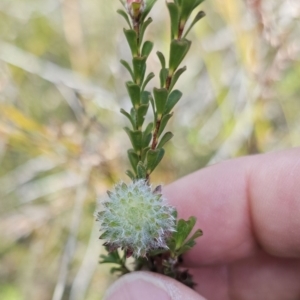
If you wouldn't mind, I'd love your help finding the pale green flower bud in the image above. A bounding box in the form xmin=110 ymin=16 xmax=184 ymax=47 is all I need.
xmin=97 ymin=180 xmax=176 ymax=257
xmin=126 ymin=0 xmax=145 ymax=19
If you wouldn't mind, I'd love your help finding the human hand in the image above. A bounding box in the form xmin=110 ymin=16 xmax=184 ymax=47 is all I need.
xmin=104 ymin=148 xmax=300 ymax=300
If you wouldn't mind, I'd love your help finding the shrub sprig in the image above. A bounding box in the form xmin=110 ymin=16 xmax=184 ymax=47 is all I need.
xmin=97 ymin=0 xmax=205 ymax=288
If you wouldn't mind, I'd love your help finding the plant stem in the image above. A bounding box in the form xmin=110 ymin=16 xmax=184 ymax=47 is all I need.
xmin=149 ymin=23 xmax=184 ymax=152
xmin=150 ymin=119 xmax=161 ymax=150
xmin=178 ymin=22 xmax=184 ymax=40
xmin=133 ymin=18 xmax=141 ymax=56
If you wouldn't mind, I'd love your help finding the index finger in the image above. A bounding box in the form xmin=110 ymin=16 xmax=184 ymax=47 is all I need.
xmin=164 ymin=148 xmax=300 ymax=266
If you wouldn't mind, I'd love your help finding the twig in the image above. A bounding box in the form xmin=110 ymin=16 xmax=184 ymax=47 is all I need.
xmin=52 ymin=167 xmax=90 ymax=300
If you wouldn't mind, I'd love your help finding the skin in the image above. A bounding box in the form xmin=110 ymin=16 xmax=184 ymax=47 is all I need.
xmin=163 ymin=148 xmax=300 ymax=300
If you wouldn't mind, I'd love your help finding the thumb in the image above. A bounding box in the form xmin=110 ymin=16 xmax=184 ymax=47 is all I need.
xmin=104 ymin=271 xmax=206 ymax=300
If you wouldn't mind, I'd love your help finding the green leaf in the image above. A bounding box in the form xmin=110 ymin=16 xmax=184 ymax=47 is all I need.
xmin=141 ymin=146 xmax=150 ymax=161
xmin=133 ymin=56 xmax=147 ymax=85
xmin=158 ymin=113 xmax=173 ymax=137
xmin=181 ymin=0 xmax=201 ymax=22
xmin=124 ymin=128 xmax=143 ymax=154
xmin=166 ymin=2 xmax=180 ymax=39
xmin=117 ymin=9 xmax=132 ymax=29
xmin=173 ymin=217 xmax=197 ymax=250
xmin=183 ymin=11 xmax=206 ymax=38
xmin=145 ymin=148 xmax=165 ymax=173
xmin=153 ymin=88 xmax=168 ymax=117
xmin=156 ymin=51 xmax=166 ymax=69
xmin=130 ymin=107 xmax=136 ymax=121
xmin=142 ymin=122 xmax=153 ymax=147
xmin=127 ymin=149 xmax=139 ymax=171
xmin=141 ymin=41 xmax=154 ymax=58
xmin=142 ymin=133 xmax=152 ymax=148
xmin=140 ymin=17 xmax=153 ymax=44
xmin=157 ymin=131 xmax=174 ymax=148
xmin=188 ymin=229 xmax=203 ymax=242
xmin=124 ymin=29 xmax=138 ymax=56
xmin=148 ymin=93 xmax=155 ymax=117
xmin=176 ymin=242 xmax=196 ymax=256
xmin=176 ymin=229 xmax=203 ymax=255
xmin=144 ymin=122 xmax=153 ymax=136
xmin=137 ymin=161 xmax=147 ymax=178
xmin=159 ymin=68 xmax=168 ymax=88
xmin=100 ymin=250 xmax=121 ymax=264
xmin=126 ymin=82 xmax=140 ymax=108
xmin=169 ymin=66 xmax=187 ymax=91
xmin=126 ymin=169 xmax=136 ymax=180
xmin=174 ymin=0 xmax=182 ymax=6
xmin=141 ymin=90 xmax=151 ymax=105
xmin=136 ymin=104 xmax=149 ymax=129
xmin=120 ymin=60 xmax=134 ymax=81
xmin=169 ymin=39 xmax=191 ymax=74
xmin=140 ymin=0 xmax=158 ymax=22
xmin=120 ymin=108 xmax=135 ymax=128
xmin=141 ymin=72 xmax=155 ymax=91
xmin=164 ymin=90 xmax=183 ymax=114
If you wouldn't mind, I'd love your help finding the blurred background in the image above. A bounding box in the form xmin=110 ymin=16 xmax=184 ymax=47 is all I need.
xmin=0 ymin=0 xmax=300 ymax=299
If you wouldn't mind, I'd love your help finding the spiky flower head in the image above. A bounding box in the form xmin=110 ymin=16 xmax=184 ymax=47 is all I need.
xmin=97 ymin=180 xmax=176 ymax=257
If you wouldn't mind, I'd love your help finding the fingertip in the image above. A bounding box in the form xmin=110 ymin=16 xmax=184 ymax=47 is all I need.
xmin=104 ymin=271 xmax=206 ymax=300
xmin=163 ymin=148 xmax=300 ymax=264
